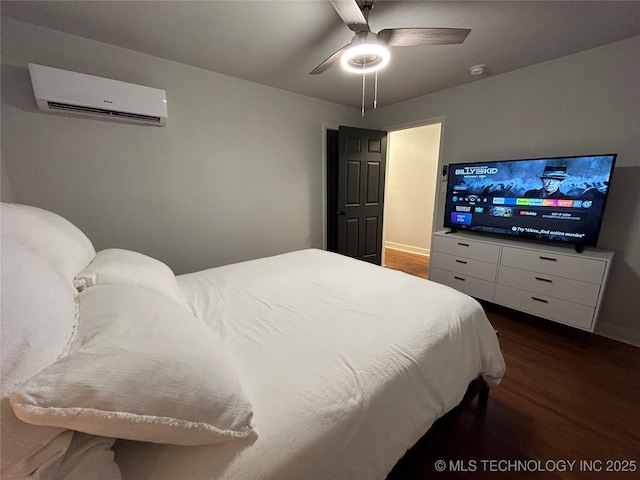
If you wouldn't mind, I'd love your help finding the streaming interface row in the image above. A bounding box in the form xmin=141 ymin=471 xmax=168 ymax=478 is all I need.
xmin=450 ymin=195 xmax=594 ymax=208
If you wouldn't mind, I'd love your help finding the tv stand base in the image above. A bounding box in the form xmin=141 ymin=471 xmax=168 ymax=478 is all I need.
xmin=429 ymin=231 xmax=614 ymax=333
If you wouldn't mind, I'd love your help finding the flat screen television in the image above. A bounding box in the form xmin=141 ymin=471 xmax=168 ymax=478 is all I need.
xmin=443 ymin=154 xmax=616 ymax=250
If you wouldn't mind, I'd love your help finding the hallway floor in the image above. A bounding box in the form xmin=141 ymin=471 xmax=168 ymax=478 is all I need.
xmin=383 ymin=248 xmax=429 ymax=279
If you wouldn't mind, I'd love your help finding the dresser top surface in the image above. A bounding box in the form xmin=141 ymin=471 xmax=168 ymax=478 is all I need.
xmin=434 ymin=230 xmax=614 ymax=261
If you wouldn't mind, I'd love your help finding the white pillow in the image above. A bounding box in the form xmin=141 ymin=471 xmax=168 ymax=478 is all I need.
xmin=1 ymin=203 xmax=95 ymax=285
xmin=0 ymin=239 xmax=78 ymax=397
xmin=1 ymin=210 xmax=120 ymax=480
xmin=0 ymin=238 xmax=76 ymax=478
xmin=10 ymin=284 xmax=255 ymax=446
xmin=74 ymin=248 xmax=187 ymax=307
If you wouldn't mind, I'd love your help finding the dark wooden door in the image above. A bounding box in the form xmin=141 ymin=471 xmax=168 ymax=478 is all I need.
xmin=336 ymin=126 xmax=387 ymax=265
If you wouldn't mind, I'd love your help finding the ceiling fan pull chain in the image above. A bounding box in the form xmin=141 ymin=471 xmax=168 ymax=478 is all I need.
xmin=361 ymin=62 xmax=366 ymax=117
xmin=374 ymin=70 xmax=378 ymax=109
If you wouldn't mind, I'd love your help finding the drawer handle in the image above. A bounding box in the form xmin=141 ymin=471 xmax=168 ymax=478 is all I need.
xmin=455 ymin=259 xmax=468 ymax=264
xmin=535 ymin=277 xmax=553 ymax=283
xmin=454 ymin=276 xmax=466 ymax=281
xmin=531 ymin=296 xmax=549 ymax=304
xmin=457 ymin=242 xmax=470 ymax=247
xmin=539 ymin=256 xmax=557 ymax=262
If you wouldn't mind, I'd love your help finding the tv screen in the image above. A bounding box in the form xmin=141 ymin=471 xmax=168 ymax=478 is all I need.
xmin=443 ymin=154 xmax=616 ymax=247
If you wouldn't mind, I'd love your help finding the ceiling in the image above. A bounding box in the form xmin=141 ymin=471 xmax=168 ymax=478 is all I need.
xmin=3 ymin=1 xmax=640 ymax=110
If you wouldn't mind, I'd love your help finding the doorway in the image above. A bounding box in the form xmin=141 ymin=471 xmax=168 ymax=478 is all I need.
xmin=382 ymin=122 xmax=442 ymax=270
xmin=324 ymin=121 xmax=442 ymax=274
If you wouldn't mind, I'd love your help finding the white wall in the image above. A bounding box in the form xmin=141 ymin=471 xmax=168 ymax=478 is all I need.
xmin=366 ymin=36 xmax=640 ymax=346
xmin=384 ymin=123 xmax=441 ymax=255
xmin=0 ymin=17 xmax=364 ymax=274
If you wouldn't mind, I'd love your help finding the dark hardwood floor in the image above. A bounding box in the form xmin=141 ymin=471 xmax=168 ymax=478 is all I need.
xmin=384 ymin=249 xmax=640 ymax=479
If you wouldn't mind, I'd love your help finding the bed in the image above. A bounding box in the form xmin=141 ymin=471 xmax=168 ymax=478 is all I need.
xmin=1 ymin=202 xmax=505 ymax=480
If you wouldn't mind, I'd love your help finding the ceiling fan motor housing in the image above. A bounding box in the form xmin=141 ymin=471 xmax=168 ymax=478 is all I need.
xmin=345 ymin=31 xmax=388 ymax=70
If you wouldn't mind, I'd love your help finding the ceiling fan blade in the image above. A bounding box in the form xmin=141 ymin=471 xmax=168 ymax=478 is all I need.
xmin=310 ymin=44 xmax=349 ymax=75
xmin=378 ymin=28 xmax=471 ymax=46
xmin=329 ymin=0 xmax=369 ymax=32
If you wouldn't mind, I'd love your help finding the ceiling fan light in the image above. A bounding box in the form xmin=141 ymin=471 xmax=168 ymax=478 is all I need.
xmin=469 ymin=64 xmax=487 ymax=75
xmin=340 ymin=43 xmax=390 ymax=74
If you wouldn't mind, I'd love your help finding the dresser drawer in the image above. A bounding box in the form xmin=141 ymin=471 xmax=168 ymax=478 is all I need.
xmin=500 ymin=246 xmax=605 ymax=284
xmin=431 ymin=253 xmax=498 ymax=282
xmin=494 ymin=285 xmax=595 ymax=331
xmin=432 ymin=235 xmax=500 ymax=264
xmin=430 ymin=267 xmax=495 ymax=302
xmin=498 ymin=266 xmax=600 ymax=307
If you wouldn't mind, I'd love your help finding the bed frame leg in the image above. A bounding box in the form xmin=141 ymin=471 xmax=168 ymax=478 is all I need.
xmin=478 ymin=379 xmax=490 ymax=407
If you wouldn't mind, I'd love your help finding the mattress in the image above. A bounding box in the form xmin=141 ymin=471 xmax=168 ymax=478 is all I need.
xmin=114 ymin=249 xmax=505 ymax=480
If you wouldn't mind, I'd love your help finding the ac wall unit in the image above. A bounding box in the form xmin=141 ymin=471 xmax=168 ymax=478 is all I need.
xmin=28 ymin=63 xmax=167 ymax=126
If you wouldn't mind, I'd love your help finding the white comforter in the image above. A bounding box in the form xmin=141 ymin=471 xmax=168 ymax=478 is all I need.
xmin=115 ymin=249 xmax=505 ymax=480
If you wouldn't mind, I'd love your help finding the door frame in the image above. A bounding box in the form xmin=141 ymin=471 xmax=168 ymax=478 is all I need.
xmin=322 ymin=123 xmax=339 ymax=251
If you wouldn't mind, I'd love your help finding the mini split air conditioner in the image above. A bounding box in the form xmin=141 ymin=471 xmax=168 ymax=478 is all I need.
xmin=28 ymin=63 xmax=167 ymax=126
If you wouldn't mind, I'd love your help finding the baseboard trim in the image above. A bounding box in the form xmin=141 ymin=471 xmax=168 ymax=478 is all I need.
xmin=385 ymin=242 xmax=430 ymax=257
xmin=595 ymin=323 xmax=640 ymax=348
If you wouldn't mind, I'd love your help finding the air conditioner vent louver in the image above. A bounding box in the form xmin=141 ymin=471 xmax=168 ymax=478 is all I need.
xmin=29 ymin=63 xmax=167 ymax=126
xmin=47 ymin=102 xmax=162 ymax=124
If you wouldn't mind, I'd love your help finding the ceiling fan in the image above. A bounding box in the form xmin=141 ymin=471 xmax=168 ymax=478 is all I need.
xmin=310 ymin=0 xmax=471 ymax=75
